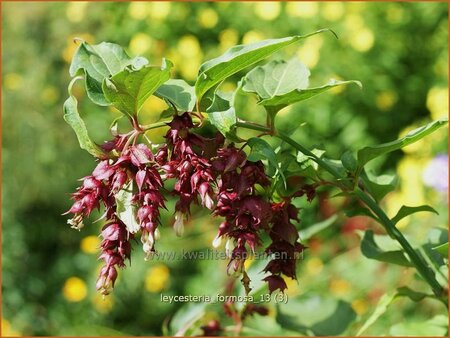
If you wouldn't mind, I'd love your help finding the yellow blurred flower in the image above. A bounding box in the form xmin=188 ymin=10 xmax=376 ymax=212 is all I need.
xmin=80 ymin=235 xmax=100 ymax=254
xmin=350 ymin=28 xmax=375 ymax=52
xmin=254 ymin=2 xmax=281 ymax=21
xmin=197 ymin=8 xmax=219 ymax=29
xmin=129 ymin=33 xmax=153 ymax=55
xmin=322 ymin=3 xmax=344 ymax=21
xmin=41 ymin=86 xmax=59 ymax=104
xmin=376 ymin=91 xmax=398 ymax=111
xmin=145 ymin=264 xmax=170 ymax=292
xmin=243 ymin=31 xmax=265 ymax=45
xmin=66 ymin=2 xmax=88 ymax=23
xmin=63 ymin=277 xmax=88 ymax=302
xmin=427 ymin=87 xmax=448 ymax=120
xmin=178 ymin=35 xmax=201 ymax=58
xmin=62 ymin=33 xmax=94 ymax=64
xmin=344 ymin=14 xmax=364 ymax=31
xmin=397 ymin=156 xmax=426 ymax=206
xmin=219 ymin=29 xmax=239 ymax=52
xmin=329 ymin=278 xmax=351 ymax=296
xmin=149 ymin=2 xmax=171 ymax=20
xmin=284 ymin=276 xmax=300 ymax=296
xmin=386 ymin=5 xmax=405 ymax=24
xmin=306 ymin=257 xmax=323 ymax=275
xmin=286 ymin=2 xmax=318 ymax=18
xmin=4 ymin=73 xmax=23 ymax=90
xmin=297 ymin=35 xmax=323 ymax=68
xmin=92 ymin=293 xmax=114 ymax=313
xmin=351 ymin=299 xmax=369 ymax=315
xmin=128 ymin=2 xmax=150 ymax=20
xmin=244 ymin=258 xmax=254 ymax=270
xmin=140 ymin=96 xmax=169 ymax=124
xmin=1 ymin=318 xmax=20 ymax=336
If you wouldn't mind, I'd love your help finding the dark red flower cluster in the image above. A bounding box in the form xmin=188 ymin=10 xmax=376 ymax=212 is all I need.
xmin=66 ymin=112 xmax=314 ymax=295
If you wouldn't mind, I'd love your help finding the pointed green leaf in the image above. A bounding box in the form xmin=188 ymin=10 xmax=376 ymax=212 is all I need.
xmin=357 ymin=119 xmax=448 ymax=166
xmin=299 ymin=215 xmax=338 ymax=240
xmin=345 ymin=207 xmax=378 ymax=221
xmin=247 ymin=138 xmax=280 ymax=176
xmin=356 ymin=292 xmax=396 ymax=336
xmin=258 ymin=79 xmax=361 ymax=113
xmin=360 ymin=230 xmax=413 ymax=267
xmin=433 ymin=242 xmax=448 ymax=257
xmin=361 ymin=172 xmax=398 ymax=202
xmin=115 ymin=182 xmax=140 ymax=234
xmin=341 ymin=150 xmax=358 ymax=172
xmin=396 ymin=286 xmax=430 ymax=302
xmin=63 ymin=95 xmax=107 ymax=158
xmin=70 ymin=41 xmax=148 ymax=105
xmin=205 ymin=91 xmax=237 ymax=137
xmin=391 ymin=205 xmax=438 ymax=225
xmin=242 ymin=58 xmax=310 ymax=102
xmin=102 ymin=61 xmax=173 ymax=116
xmin=195 ymin=29 xmax=333 ymax=100
xmin=155 ymin=79 xmax=196 ymax=112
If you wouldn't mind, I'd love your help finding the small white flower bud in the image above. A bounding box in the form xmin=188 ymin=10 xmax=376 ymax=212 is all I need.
xmin=173 ymin=211 xmax=184 ymax=237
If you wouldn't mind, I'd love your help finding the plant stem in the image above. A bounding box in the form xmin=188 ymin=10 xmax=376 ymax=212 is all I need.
xmin=236 ymin=120 xmax=446 ymax=301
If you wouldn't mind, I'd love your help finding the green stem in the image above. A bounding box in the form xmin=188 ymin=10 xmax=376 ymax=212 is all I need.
xmin=236 ymin=120 xmax=446 ymax=300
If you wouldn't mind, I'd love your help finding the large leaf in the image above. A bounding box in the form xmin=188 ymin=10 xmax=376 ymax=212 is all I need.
xmin=243 ymin=58 xmax=360 ymax=114
xmin=357 ymin=119 xmax=448 ymax=166
xmin=70 ymin=41 xmax=148 ymax=105
xmin=115 ymin=182 xmax=140 ymax=234
xmin=155 ymin=79 xmax=196 ymax=112
xmin=276 ymin=294 xmax=356 ymax=336
xmin=433 ymin=242 xmax=448 ymax=257
xmin=195 ymin=29 xmax=332 ymax=100
xmin=205 ymin=91 xmax=237 ymax=137
xmin=63 ymin=95 xmax=107 ymax=158
xmin=391 ymin=205 xmax=438 ymax=225
xmin=258 ymin=79 xmax=361 ymax=113
xmin=389 ymin=315 xmax=448 ymax=336
xmin=102 ymin=60 xmax=172 ymax=117
xmin=360 ymin=230 xmax=412 ymax=267
xmin=242 ymin=58 xmax=310 ymax=102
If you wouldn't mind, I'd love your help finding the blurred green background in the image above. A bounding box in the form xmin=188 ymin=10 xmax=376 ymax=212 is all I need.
xmin=2 ymin=1 xmax=448 ymax=336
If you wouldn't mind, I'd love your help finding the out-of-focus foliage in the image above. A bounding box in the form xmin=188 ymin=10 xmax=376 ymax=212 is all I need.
xmin=2 ymin=2 xmax=448 ymax=336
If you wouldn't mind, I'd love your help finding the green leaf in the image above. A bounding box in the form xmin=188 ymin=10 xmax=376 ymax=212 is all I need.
xmin=206 ymin=91 xmax=237 ymax=137
xmin=258 ymin=79 xmax=361 ymax=113
xmin=243 ymin=58 xmax=310 ymax=101
xmin=433 ymin=242 xmax=448 ymax=257
xmin=243 ymin=58 xmax=361 ymax=114
xmin=69 ymin=41 xmax=148 ymax=105
xmin=357 ymin=119 xmax=448 ymax=166
xmin=360 ymin=230 xmax=413 ymax=267
xmin=299 ymin=215 xmax=338 ymax=240
xmin=276 ymin=295 xmax=356 ymax=336
xmin=102 ymin=60 xmax=172 ymax=116
xmin=341 ymin=150 xmax=358 ymax=172
xmin=391 ymin=205 xmax=438 ymax=225
xmin=360 ymin=172 xmax=398 ymax=202
xmin=195 ymin=29 xmax=332 ymax=100
xmin=389 ymin=315 xmax=448 ymax=336
xmin=155 ymin=79 xmax=196 ymax=112
xmin=63 ymin=95 xmax=107 ymax=158
xmin=115 ymin=182 xmax=140 ymax=234
xmin=345 ymin=207 xmax=378 ymax=221
xmin=356 ymin=292 xmax=396 ymax=336
xmin=396 ymin=286 xmax=430 ymax=302
xmin=247 ymin=138 xmax=281 ymax=177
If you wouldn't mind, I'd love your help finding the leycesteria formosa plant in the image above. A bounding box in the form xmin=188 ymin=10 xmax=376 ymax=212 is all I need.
xmin=63 ymin=30 xmax=448 ymax=307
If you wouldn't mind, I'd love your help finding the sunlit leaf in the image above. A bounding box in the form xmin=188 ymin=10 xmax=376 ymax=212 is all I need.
xmin=70 ymin=40 xmax=148 ymax=105
xmin=155 ymin=79 xmax=196 ymax=112
xmin=115 ymin=182 xmax=140 ymax=234
xmin=357 ymin=119 xmax=448 ymax=166
xmin=195 ymin=29 xmax=333 ymax=100
xmin=63 ymin=95 xmax=107 ymax=158
xmin=206 ymin=91 xmax=237 ymax=137
xmin=103 ymin=60 xmax=172 ymax=116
